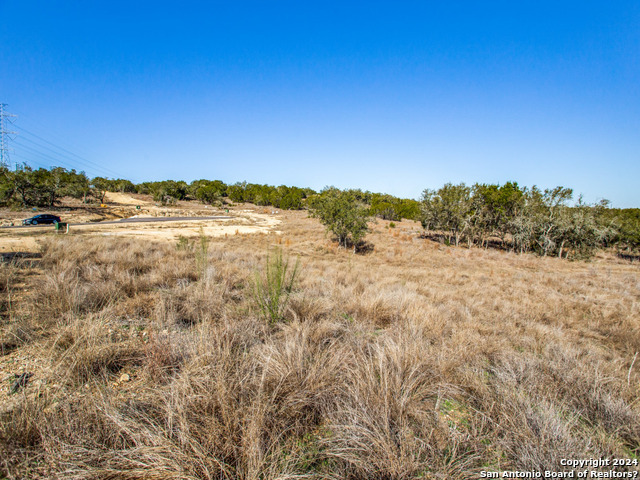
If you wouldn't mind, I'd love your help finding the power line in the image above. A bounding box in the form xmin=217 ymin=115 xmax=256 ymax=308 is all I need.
xmin=13 ymin=139 xmax=85 ymax=172
xmin=14 ymin=112 xmax=105 ymax=161
xmin=14 ymin=125 xmax=124 ymax=178
xmin=6 ymin=108 xmax=131 ymax=180
xmin=0 ymin=104 xmax=17 ymax=168
xmin=11 ymin=152 xmax=53 ymax=170
xmin=14 ymin=135 xmax=121 ymax=178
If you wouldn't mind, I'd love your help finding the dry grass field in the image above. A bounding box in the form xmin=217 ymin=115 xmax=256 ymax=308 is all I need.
xmin=0 ymin=206 xmax=639 ymax=479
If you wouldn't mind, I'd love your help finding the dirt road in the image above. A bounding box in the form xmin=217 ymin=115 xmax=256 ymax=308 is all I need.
xmin=1 ymin=216 xmax=233 ymax=230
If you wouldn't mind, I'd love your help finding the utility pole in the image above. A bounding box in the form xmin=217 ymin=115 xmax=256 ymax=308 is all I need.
xmin=0 ymin=104 xmax=17 ymax=168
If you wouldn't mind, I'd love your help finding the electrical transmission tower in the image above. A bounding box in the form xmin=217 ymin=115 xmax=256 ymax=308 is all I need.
xmin=0 ymin=104 xmax=17 ymax=168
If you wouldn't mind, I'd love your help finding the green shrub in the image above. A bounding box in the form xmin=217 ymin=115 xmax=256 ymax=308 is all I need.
xmin=253 ymin=248 xmax=299 ymax=324
xmin=307 ymin=187 xmax=371 ymax=252
xmin=175 ymin=236 xmax=192 ymax=251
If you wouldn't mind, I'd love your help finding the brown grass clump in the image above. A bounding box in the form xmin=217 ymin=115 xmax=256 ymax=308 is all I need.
xmin=0 ymin=211 xmax=638 ymax=479
xmin=0 ymin=260 xmax=38 ymax=355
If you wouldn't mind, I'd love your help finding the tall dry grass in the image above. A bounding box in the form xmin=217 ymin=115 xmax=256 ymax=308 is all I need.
xmin=0 ymin=212 xmax=638 ymax=479
xmin=0 ymin=258 xmax=37 ymax=356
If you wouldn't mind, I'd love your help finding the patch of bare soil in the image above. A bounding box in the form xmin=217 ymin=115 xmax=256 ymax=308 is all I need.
xmin=0 ymin=198 xmax=283 ymax=252
xmin=103 ymin=191 xmax=153 ymax=206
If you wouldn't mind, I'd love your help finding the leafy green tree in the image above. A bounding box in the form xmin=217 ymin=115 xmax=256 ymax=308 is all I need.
xmin=421 ymin=183 xmax=472 ymax=246
xmin=473 ymin=182 xmax=524 ymax=246
xmin=301 ymin=187 xmax=317 ymax=198
xmin=190 ymin=179 xmax=227 ymax=205
xmin=11 ymin=165 xmax=61 ymax=207
xmin=0 ymin=166 xmax=14 ymax=205
xmin=370 ymin=194 xmax=421 ymax=221
xmin=269 ymin=185 xmax=305 ymax=210
xmin=532 ymin=186 xmax=573 ymax=256
xmin=64 ymin=170 xmax=91 ymax=203
xmin=555 ymin=197 xmax=613 ymax=259
xmin=307 ymin=187 xmax=371 ymax=252
xmin=395 ymin=199 xmax=421 ymax=221
xmin=144 ymin=180 xmax=188 ymax=204
xmin=598 ymin=207 xmax=640 ymax=251
xmin=214 ymin=181 xmax=311 ymax=209
xmin=227 ymin=182 xmax=246 ymax=203
xmin=135 ymin=182 xmax=152 ymax=195
xmin=12 ymin=164 xmax=36 ymax=206
xmin=252 ymin=184 xmax=275 ymax=206
xmin=39 ymin=167 xmax=68 ymax=206
xmin=2 ymin=165 xmax=81 ymax=207
xmin=282 ymin=188 xmax=304 ymax=210
xmin=370 ymin=193 xmax=400 ymax=221
xmin=194 ymin=185 xmax=220 ymax=205
xmin=349 ymin=189 xmax=372 ymax=204
xmin=113 ymin=179 xmax=136 ymax=193
xmin=91 ymin=177 xmax=112 ymax=204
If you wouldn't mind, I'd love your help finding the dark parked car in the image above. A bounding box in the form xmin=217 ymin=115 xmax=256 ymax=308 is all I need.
xmin=22 ymin=214 xmax=61 ymax=226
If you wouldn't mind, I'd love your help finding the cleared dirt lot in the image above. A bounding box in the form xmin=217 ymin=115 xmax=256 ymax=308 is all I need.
xmin=0 ymin=193 xmax=283 ymax=252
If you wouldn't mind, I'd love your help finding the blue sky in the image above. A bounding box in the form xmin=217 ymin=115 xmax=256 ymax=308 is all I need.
xmin=1 ymin=1 xmax=639 ymax=206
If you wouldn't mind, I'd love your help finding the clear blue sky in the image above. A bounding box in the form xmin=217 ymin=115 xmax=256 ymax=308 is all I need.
xmin=1 ymin=1 xmax=639 ymax=206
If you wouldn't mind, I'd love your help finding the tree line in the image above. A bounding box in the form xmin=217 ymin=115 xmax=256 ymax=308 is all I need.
xmin=307 ymin=183 xmax=639 ymax=258
xmin=2 ymin=164 xmax=638 ymax=257
xmin=0 ymin=164 xmax=316 ymax=210
xmin=419 ymin=182 xmax=626 ymax=259
xmin=0 ymin=164 xmax=419 ymax=217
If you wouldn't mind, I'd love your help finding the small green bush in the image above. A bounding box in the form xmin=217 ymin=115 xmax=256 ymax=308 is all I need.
xmin=175 ymin=236 xmax=192 ymax=251
xmin=253 ymin=247 xmax=299 ymax=324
